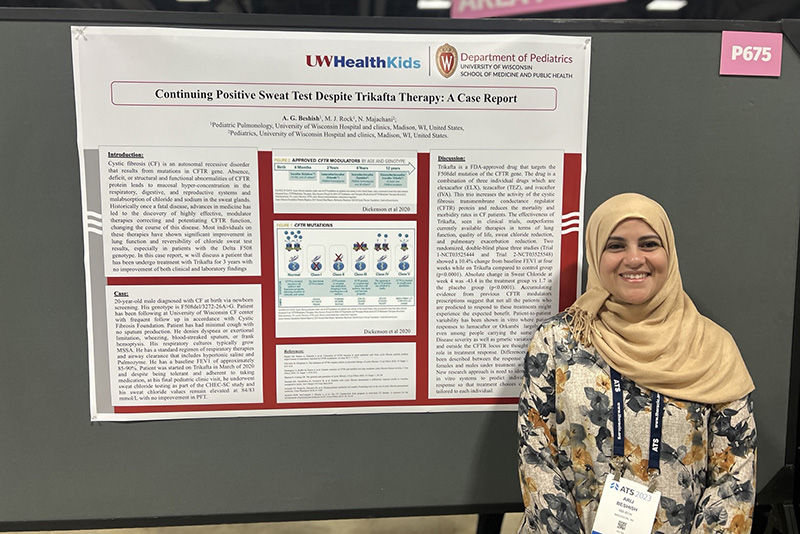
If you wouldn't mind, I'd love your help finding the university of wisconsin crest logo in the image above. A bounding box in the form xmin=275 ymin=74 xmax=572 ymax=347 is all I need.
xmin=436 ymin=43 xmax=458 ymax=78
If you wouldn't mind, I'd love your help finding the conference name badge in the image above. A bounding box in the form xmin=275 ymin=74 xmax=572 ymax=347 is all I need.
xmin=591 ymin=474 xmax=660 ymax=534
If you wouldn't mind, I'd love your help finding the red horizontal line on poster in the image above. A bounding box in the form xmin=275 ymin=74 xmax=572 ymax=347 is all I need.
xmin=273 ymin=213 xmax=418 ymax=222
xmin=277 ymin=336 xmax=415 ymax=345
xmin=107 ymin=276 xmax=262 ymax=285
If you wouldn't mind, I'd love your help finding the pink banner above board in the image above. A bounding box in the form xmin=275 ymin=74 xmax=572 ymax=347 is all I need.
xmin=451 ymin=0 xmax=625 ymax=19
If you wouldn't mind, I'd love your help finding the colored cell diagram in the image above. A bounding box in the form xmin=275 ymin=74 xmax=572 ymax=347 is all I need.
xmin=374 ymin=233 xmax=390 ymax=252
xmin=276 ymin=224 xmax=415 ymax=308
xmin=333 ymin=252 xmax=345 ymax=271
xmin=398 ymin=254 xmax=410 ymax=271
xmin=399 ymin=233 xmax=409 ymax=251
xmin=376 ymin=255 xmax=389 ymax=271
xmin=284 ymin=230 xmax=303 ymax=251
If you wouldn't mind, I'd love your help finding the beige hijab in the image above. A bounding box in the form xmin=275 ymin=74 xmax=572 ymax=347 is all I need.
xmin=565 ymin=193 xmax=754 ymax=404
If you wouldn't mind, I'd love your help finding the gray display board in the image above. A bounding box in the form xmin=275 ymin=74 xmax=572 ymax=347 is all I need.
xmin=0 ymin=9 xmax=798 ymax=528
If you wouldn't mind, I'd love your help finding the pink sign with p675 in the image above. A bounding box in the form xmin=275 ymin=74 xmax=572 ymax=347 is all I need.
xmin=720 ymin=31 xmax=783 ymax=77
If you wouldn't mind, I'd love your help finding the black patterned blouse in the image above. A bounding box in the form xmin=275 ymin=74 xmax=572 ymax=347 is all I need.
xmin=518 ymin=314 xmax=756 ymax=534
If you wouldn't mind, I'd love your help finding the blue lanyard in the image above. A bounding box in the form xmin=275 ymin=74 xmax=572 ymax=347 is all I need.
xmin=610 ymin=368 xmax=664 ymax=472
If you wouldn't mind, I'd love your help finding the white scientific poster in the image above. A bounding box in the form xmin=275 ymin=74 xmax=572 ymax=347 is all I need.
xmin=72 ymin=26 xmax=591 ymax=421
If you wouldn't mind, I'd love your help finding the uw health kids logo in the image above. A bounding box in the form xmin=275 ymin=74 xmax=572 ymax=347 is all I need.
xmin=436 ymin=43 xmax=458 ymax=78
xmin=305 ymin=54 xmax=421 ymax=69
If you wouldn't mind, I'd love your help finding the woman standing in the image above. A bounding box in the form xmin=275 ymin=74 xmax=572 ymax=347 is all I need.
xmin=518 ymin=193 xmax=756 ymax=534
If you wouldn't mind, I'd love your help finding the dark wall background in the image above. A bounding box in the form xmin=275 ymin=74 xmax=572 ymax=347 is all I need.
xmin=0 ymin=10 xmax=797 ymax=528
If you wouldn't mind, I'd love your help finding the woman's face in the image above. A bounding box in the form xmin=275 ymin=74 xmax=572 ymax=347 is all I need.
xmin=599 ymin=218 xmax=668 ymax=305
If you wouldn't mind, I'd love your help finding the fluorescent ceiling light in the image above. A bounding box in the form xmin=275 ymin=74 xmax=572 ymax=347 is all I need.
xmin=418 ymin=0 xmax=452 ymax=9
xmin=646 ymin=0 xmax=687 ymax=10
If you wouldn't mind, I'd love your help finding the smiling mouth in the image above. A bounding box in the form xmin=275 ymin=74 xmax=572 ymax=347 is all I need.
xmin=621 ymin=273 xmax=649 ymax=280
